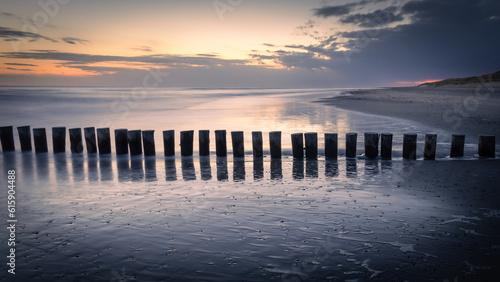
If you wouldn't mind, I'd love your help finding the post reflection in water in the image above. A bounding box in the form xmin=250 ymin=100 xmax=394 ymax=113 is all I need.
xmin=117 ymin=156 xmax=130 ymax=182
xmin=199 ymin=156 xmax=212 ymax=181
xmin=164 ymin=157 xmax=177 ymax=181
xmin=306 ymin=159 xmax=318 ymax=178
xmin=145 ymin=157 xmax=157 ymax=182
xmin=270 ymin=159 xmax=282 ymax=180
xmin=21 ymin=153 xmax=34 ymax=180
xmin=346 ymin=159 xmax=357 ymax=178
xmin=181 ymin=157 xmax=196 ymax=181
xmin=381 ymin=160 xmax=392 ymax=172
xmin=71 ymin=154 xmax=85 ymax=182
xmin=99 ymin=156 xmax=113 ymax=182
xmin=35 ymin=153 xmax=49 ymax=182
xmin=233 ymin=157 xmax=245 ymax=182
xmin=87 ymin=155 xmax=99 ymax=182
xmin=253 ymin=158 xmax=264 ymax=180
xmin=292 ymin=159 xmax=304 ymax=180
xmin=216 ymin=156 xmax=228 ymax=181
xmin=130 ymin=156 xmax=144 ymax=181
xmin=325 ymin=160 xmax=339 ymax=178
xmin=54 ymin=154 xmax=69 ymax=183
xmin=364 ymin=159 xmax=380 ymax=176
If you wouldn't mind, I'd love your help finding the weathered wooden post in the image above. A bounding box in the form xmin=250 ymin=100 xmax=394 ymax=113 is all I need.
xmin=17 ymin=126 xmax=32 ymax=151
xmin=97 ymin=127 xmax=111 ymax=155
xmin=215 ymin=130 xmax=227 ymax=157
xmin=450 ymin=134 xmax=465 ymax=158
xmin=114 ymin=129 xmax=128 ymax=155
xmin=291 ymin=133 xmax=304 ymax=159
xmin=345 ymin=133 xmax=357 ymax=158
xmin=33 ymin=128 xmax=48 ymax=153
xmin=180 ymin=130 xmax=194 ymax=157
xmin=127 ymin=130 xmax=142 ymax=155
xmin=199 ymin=130 xmax=210 ymax=156
xmin=163 ymin=130 xmax=175 ymax=157
xmin=478 ymin=135 xmax=495 ymax=158
xmin=325 ymin=133 xmax=338 ymax=160
xmin=403 ymin=133 xmax=417 ymax=160
xmin=269 ymin=131 xmax=281 ymax=159
xmin=52 ymin=127 xmax=66 ymax=153
xmin=69 ymin=128 xmax=83 ymax=154
xmin=231 ymin=131 xmax=244 ymax=158
xmin=380 ymin=133 xmax=393 ymax=160
xmin=305 ymin=132 xmax=318 ymax=159
xmin=84 ymin=127 xmax=97 ymax=154
xmin=424 ymin=134 xmax=437 ymax=160
xmin=142 ymin=130 xmax=155 ymax=156
xmin=364 ymin=132 xmax=379 ymax=159
xmin=252 ymin=131 xmax=263 ymax=158
xmin=0 ymin=126 xmax=15 ymax=152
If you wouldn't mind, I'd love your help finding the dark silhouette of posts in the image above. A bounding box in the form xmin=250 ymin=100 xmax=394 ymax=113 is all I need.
xmin=52 ymin=127 xmax=66 ymax=153
xmin=269 ymin=131 xmax=281 ymax=159
xmin=69 ymin=128 xmax=83 ymax=153
xmin=84 ymin=127 xmax=97 ymax=154
xmin=127 ymin=130 xmax=142 ymax=155
xmin=345 ymin=133 xmax=357 ymax=158
xmin=97 ymin=128 xmax=111 ymax=154
xmin=403 ymin=133 xmax=417 ymax=160
xmin=305 ymin=132 xmax=317 ymax=159
xmin=0 ymin=126 xmax=15 ymax=152
xmin=450 ymin=134 xmax=465 ymax=158
xmin=180 ymin=130 xmax=194 ymax=157
xmin=142 ymin=130 xmax=155 ymax=156
xmin=17 ymin=126 xmax=32 ymax=151
xmin=163 ymin=130 xmax=175 ymax=157
xmin=231 ymin=131 xmax=244 ymax=157
xmin=115 ymin=129 xmax=128 ymax=155
xmin=364 ymin=132 xmax=379 ymax=159
xmin=252 ymin=131 xmax=263 ymax=158
xmin=291 ymin=133 xmax=303 ymax=159
xmin=215 ymin=130 xmax=227 ymax=157
xmin=478 ymin=135 xmax=495 ymax=158
xmin=381 ymin=133 xmax=393 ymax=160
xmin=424 ymin=134 xmax=437 ymax=160
xmin=33 ymin=128 xmax=48 ymax=153
xmin=325 ymin=133 xmax=338 ymax=160
xmin=199 ymin=130 xmax=210 ymax=156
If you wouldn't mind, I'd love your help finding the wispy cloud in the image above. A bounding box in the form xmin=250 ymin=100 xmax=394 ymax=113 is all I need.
xmin=0 ymin=26 xmax=57 ymax=42
xmin=131 ymin=46 xmax=152 ymax=52
xmin=61 ymin=37 xmax=89 ymax=45
xmin=4 ymin=62 xmax=38 ymax=67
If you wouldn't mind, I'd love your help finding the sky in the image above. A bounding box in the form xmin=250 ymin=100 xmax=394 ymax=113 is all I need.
xmin=0 ymin=0 xmax=499 ymax=88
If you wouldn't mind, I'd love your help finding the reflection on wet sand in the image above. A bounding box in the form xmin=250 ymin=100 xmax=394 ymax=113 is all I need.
xmin=216 ymin=157 xmax=228 ymax=181
xmin=88 ymin=155 xmax=98 ymax=182
xmin=99 ymin=156 xmax=113 ymax=182
xmin=35 ymin=153 xmax=49 ymax=181
xmin=270 ymin=159 xmax=282 ymax=180
xmin=181 ymin=157 xmax=196 ymax=181
xmin=346 ymin=159 xmax=357 ymax=178
xmin=117 ymin=156 xmax=130 ymax=182
xmin=71 ymin=154 xmax=85 ymax=182
xmin=306 ymin=159 xmax=318 ymax=178
xmin=200 ymin=156 xmax=212 ymax=181
xmin=165 ymin=158 xmax=177 ymax=181
xmin=233 ymin=157 xmax=245 ymax=182
xmin=293 ymin=159 xmax=304 ymax=180
xmin=145 ymin=157 xmax=157 ymax=181
xmin=54 ymin=154 xmax=68 ymax=183
xmin=253 ymin=158 xmax=264 ymax=180
xmin=325 ymin=160 xmax=338 ymax=178
xmin=364 ymin=159 xmax=379 ymax=176
xmin=130 ymin=156 xmax=144 ymax=181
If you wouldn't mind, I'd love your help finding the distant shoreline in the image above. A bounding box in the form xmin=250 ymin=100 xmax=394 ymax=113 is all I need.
xmin=317 ymin=83 xmax=500 ymax=141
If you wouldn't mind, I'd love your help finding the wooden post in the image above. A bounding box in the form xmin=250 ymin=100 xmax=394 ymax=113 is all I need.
xmin=84 ymin=127 xmax=97 ymax=154
xmin=180 ymin=130 xmax=194 ymax=157
xmin=127 ymin=130 xmax=142 ymax=155
xmin=478 ymin=135 xmax=495 ymax=158
xmin=291 ymin=133 xmax=304 ymax=159
xmin=0 ymin=126 xmax=15 ymax=152
xmin=114 ymin=129 xmax=128 ymax=155
xmin=142 ymin=130 xmax=156 ymax=156
xmin=403 ymin=133 xmax=417 ymax=160
xmin=252 ymin=131 xmax=263 ymax=158
xmin=380 ymin=133 xmax=393 ymax=160
xmin=33 ymin=128 xmax=48 ymax=153
xmin=52 ymin=127 xmax=66 ymax=153
xmin=68 ymin=128 xmax=83 ymax=154
xmin=269 ymin=131 xmax=281 ymax=159
xmin=450 ymin=134 xmax=465 ymax=158
xmin=231 ymin=131 xmax=244 ymax=158
xmin=345 ymin=133 xmax=357 ymax=158
xmin=424 ymin=134 xmax=437 ymax=160
xmin=215 ymin=130 xmax=227 ymax=157
xmin=97 ymin=127 xmax=111 ymax=155
xmin=17 ymin=126 xmax=32 ymax=151
xmin=305 ymin=132 xmax=318 ymax=159
xmin=364 ymin=132 xmax=379 ymax=159
xmin=325 ymin=133 xmax=338 ymax=160
xmin=199 ymin=130 xmax=210 ymax=156
xmin=163 ymin=130 xmax=175 ymax=157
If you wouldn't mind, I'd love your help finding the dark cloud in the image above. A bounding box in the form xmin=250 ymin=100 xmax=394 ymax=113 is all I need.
xmin=62 ymin=37 xmax=89 ymax=45
xmin=0 ymin=26 xmax=57 ymax=42
xmin=263 ymin=43 xmax=275 ymax=47
xmin=340 ymin=7 xmax=404 ymax=27
xmin=313 ymin=3 xmax=356 ymax=17
xmin=6 ymin=67 xmax=32 ymax=71
xmin=4 ymin=63 xmax=38 ymax=67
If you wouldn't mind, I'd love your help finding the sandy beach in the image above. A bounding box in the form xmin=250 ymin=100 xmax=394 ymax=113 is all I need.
xmin=318 ymin=83 xmax=500 ymax=141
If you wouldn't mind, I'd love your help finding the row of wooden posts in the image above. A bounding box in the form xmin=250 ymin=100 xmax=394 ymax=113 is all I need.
xmin=0 ymin=126 xmax=496 ymax=159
